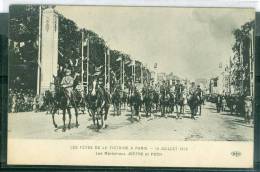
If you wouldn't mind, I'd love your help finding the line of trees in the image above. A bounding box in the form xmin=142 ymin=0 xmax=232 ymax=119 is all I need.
xmin=9 ymin=5 xmax=151 ymax=93
xmin=231 ymin=20 xmax=254 ymax=96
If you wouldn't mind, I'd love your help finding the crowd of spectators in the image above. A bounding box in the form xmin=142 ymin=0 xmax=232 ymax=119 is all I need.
xmin=8 ymin=89 xmax=44 ymax=113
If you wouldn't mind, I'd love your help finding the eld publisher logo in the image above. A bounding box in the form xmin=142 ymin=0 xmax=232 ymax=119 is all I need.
xmin=231 ymin=151 xmax=241 ymax=157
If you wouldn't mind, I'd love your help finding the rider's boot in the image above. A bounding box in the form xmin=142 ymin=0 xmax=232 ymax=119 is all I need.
xmin=102 ymin=120 xmax=106 ymax=129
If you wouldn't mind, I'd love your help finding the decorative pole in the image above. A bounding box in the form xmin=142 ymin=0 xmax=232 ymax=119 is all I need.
xmin=81 ymin=30 xmax=84 ymax=93
xmin=133 ymin=60 xmax=136 ymax=84
xmin=107 ymin=48 xmax=110 ymax=92
xmin=120 ymin=56 xmax=122 ymax=87
xmin=37 ymin=6 xmax=42 ymax=95
xmin=86 ymin=33 xmax=90 ymax=94
xmin=104 ymin=46 xmax=107 ymax=89
xmin=141 ymin=63 xmax=143 ymax=85
xmin=131 ymin=61 xmax=134 ymax=85
xmin=122 ymin=57 xmax=125 ymax=90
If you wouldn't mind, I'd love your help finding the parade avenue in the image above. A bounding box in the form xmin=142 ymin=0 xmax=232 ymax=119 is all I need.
xmin=8 ymin=102 xmax=253 ymax=141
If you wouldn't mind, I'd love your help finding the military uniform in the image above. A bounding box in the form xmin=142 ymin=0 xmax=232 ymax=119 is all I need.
xmin=196 ymin=87 xmax=202 ymax=99
xmin=175 ymin=83 xmax=182 ymax=94
xmin=160 ymin=84 xmax=167 ymax=95
xmin=189 ymin=85 xmax=197 ymax=95
xmin=61 ymin=75 xmax=74 ymax=98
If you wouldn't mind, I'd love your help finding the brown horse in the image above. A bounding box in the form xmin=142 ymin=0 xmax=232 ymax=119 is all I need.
xmin=51 ymin=76 xmax=79 ymax=132
xmin=129 ymin=87 xmax=142 ymax=121
xmin=87 ymin=79 xmax=111 ymax=129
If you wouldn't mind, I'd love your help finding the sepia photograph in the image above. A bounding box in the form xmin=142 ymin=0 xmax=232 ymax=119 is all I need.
xmin=7 ymin=5 xmax=255 ymax=167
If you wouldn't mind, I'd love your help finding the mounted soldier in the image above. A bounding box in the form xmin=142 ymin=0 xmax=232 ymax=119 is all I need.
xmin=50 ymin=68 xmax=79 ymax=132
xmin=160 ymin=80 xmax=168 ymax=117
xmin=188 ymin=81 xmax=199 ymax=119
xmin=216 ymin=94 xmax=223 ymax=113
xmin=87 ymin=73 xmax=110 ymax=129
xmin=112 ymin=81 xmax=122 ymax=115
xmin=196 ymin=85 xmax=203 ymax=115
xmin=142 ymin=81 xmax=154 ymax=117
xmin=131 ymin=85 xmax=142 ymax=120
xmin=175 ymin=79 xmax=185 ymax=118
xmin=61 ymin=68 xmax=74 ymax=101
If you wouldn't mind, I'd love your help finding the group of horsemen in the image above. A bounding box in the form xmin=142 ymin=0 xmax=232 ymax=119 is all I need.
xmin=47 ymin=68 xmax=204 ymax=131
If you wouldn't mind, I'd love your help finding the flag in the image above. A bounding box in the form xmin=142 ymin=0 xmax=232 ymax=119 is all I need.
xmin=20 ymin=42 xmax=25 ymax=47
xmin=125 ymin=59 xmax=131 ymax=64
xmin=74 ymin=72 xmax=80 ymax=77
xmin=69 ymin=59 xmax=73 ymax=66
xmin=75 ymin=59 xmax=79 ymax=66
xmin=58 ymin=50 xmax=64 ymax=57
xmin=83 ymin=39 xmax=88 ymax=46
xmin=93 ymin=66 xmax=103 ymax=76
xmin=95 ymin=65 xmax=103 ymax=72
xmin=116 ymin=57 xmax=122 ymax=61
xmin=93 ymin=71 xmax=101 ymax=76
xmin=128 ymin=60 xmax=135 ymax=67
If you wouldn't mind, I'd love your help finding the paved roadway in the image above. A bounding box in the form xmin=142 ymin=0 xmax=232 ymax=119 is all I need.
xmin=8 ymin=102 xmax=253 ymax=141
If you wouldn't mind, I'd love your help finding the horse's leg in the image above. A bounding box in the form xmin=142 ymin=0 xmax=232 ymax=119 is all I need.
xmin=148 ymin=104 xmax=151 ymax=117
xmin=131 ymin=105 xmax=133 ymax=119
xmin=113 ymin=103 xmax=116 ymax=115
xmin=191 ymin=106 xmax=195 ymax=119
xmin=67 ymin=108 xmax=72 ymax=129
xmin=145 ymin=104 xmax=148 ymax=117
xmin=165 ymin=104 xmax=168 ymax=118
xmin=137 ymin=106 xmax=141 ymax=121
xmin=92 ymin=110 xmax=96 ymax=125
xmin=175 ymin=105 xmax=179 ymax=118
xmin=74 ymin=106 xmax=79 ymax=128
xmin=148 ymin=103 xmax=151 ymax=117
xmin=96 ymin=116 xmax=100 ymax=129
xmin=244 ymin=112 xmax=248 ymax=123
xmin=101 ymin=110 xmax=106 ymax=129
xmin=119 ymin=102 xmax=121 ymax=115
xmin=118 ymin=103 xmax=120 ymax=115
xmin=52 ymin=108 xmax=58 ymax=128
xmin=115 ymin=104 xmax=118 ymax=115
xmin=104 ymin=105 xmax=108 ymax=120
xmin=175 ymin=104 xmax=178 ymax=115
xmin=178 ymin=105 xmax=182 ymax=119
xmin=62 ymin=109 xmax=66 ymax=132
xmin=190 ymin=106 xmax=193 ymax=119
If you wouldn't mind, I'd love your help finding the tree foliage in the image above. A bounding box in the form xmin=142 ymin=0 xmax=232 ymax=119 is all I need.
xmin=231 ymin=20 xmax=254 ymax=96
xmin=9 ymin=6 xmax=151 ymax=93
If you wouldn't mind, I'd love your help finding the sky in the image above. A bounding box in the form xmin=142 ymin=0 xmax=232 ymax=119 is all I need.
xmin=55 ymin=6 xmax=254 ymax=80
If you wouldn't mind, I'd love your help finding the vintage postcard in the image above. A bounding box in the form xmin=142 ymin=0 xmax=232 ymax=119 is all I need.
xmin=7 ymin=5 xmax=255 ymax=168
